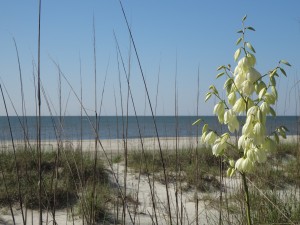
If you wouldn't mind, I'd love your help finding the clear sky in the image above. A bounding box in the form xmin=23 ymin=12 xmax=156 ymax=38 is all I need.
xmin=0 ymin=1 xmax=299 ymax=116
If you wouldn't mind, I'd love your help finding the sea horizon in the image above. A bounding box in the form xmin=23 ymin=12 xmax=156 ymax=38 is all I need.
xmin=0 ymin=115 xmax=298 ymax=141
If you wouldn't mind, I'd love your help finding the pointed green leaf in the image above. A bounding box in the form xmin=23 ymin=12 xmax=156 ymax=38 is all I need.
xmin=242 ymin=15 xmax=247 ymax=22
xmin=217 ymin=65 xmax=225 ymax=71
xmin=280 ymin=125 xmax=289 ymax=132
xmin=270 ymin=69 xmax=277 ymax=78
xmin=279 ymin=68 xmax=287 ymax=76
xmin=237 ymin=29 xmax=243 ymax=34
xmin=270 ymin=76 xmax=276 ymax=86
xmin=223 ymin=78 xmax=233 ymax=90
xmin=205 ymin=92 xmax=212 ymax=102
xmin=209 ymin=85 xmax=217 ymax=94
xmin=202 ymin=124 xmax=208 ymax=134
xmin=192 ymin=119 xmax=202 ymax=126
xmin=279 ymin=60 xmax=291 ymax=67
xmin=269 ymin=107 xmax=276 ymax=117
xmin=236 ymin=37 xmax=242 ymax=46
xmin=216 ymin=72 xmax=225 ymax=79
xmin=246 ymin=26 xmax=256 ymax=31
xmin=274 ymin=132 xmax=279 ymax=144
xmin=278 ymin=127 xmax=286 ymax=139
xmin=234 ymin=48 xmax=241 ymax=61
xmin=258 ymin=87 xmax=267 ymax=100
xmin=246 ymin=42 xmax=256 ymax=53
xmin=271 ymin=86 xmax=278 ymax=99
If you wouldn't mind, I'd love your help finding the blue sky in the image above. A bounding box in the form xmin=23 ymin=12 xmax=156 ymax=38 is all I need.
xmin=0 ymin=1 xmax=299 ymax=116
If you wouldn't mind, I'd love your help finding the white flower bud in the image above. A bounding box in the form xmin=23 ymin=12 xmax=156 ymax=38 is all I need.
xmin=264 ymin=93 xmax=276 ymax=105
xmin=246 ymin=149 xmax=256 ymax=162
xmin=238 ymin=57 xmax=251 ymax=73
xmin=247 ymin=105 xmax=259 ymax=117
xmin=235 ymin=157 xmax=244 ymax=171
xmin=255 ymin=81 xmax=267 ymax=95
xmin=228 ymin=116 xmax=239 ymax=133
xmin=228 ymin=92 xmax=236 ymax=106
xmin=234 ymin=73 xmax=246 ymax=90
xmin=201 ymin=131 xmax=207 ymax=144
xmin=213 ymin=102 xmax=225 ymax=116
xmin=234 ymin=65 xmax=241 ymax=76
xmin=238 ymin=135 xmax=246 ymax=150
xmin=246 ymin=53 xmax=256 ymax=67
xmin=254 ymin=148 xmax=267 ymax=163
xmin=204 ymin=131 xmax=217 ymax=146
xmin=242 ymin=80 xmax=255 ymax=96
xmin=246 ymin=67 xmax=261 ymax=83
xmin=241 ymin=158 xmax=253 ymax=172
xmin=242 ymin=116 xmax=254 ymax=135
xmin=260 ymin=102 xmax=270 ymax=115
xmin=253 ymin=122 xmax=264 ymax=136
xmin=212 ymin=141 xmax=225 ymax=156
xmin=233 ymin=98 xmax=246 ymax=114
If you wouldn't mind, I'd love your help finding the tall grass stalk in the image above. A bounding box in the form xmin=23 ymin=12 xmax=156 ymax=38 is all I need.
xmin=195 ymin=65 xmax=200 ymax=224
xmin=51 ymin=61 xmax=136 ymax=224
xmin=114 ymin=32 xmax=159 ymax=225
xmin=13 ymin=37 xmax=28 ymax=148
xmin=91 ymin=14 xmax=99 ymax=224
xmin=37 ymin=0 xmax=42 ymax=224
xmin=0 ymin=84 xmax=25 ymax=224
xmin=119 ymin=1 xmax=173 ymax=223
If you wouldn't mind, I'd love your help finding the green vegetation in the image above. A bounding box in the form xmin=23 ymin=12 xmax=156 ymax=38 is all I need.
xmin=0 ymin=145 xmax=113 ymax=222
xmin=128 ymin=147 xmax=222 ymax=192
xmin=126 ymin=141 xmax=300 ymax=224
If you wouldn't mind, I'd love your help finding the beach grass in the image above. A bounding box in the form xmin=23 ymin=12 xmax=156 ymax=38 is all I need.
xmin=0 ymin=145 xmax=113 ymax=223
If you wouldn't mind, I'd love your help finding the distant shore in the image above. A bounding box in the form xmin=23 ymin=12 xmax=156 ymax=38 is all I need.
xmin=2 ymin=135 xmax=298 ymax=154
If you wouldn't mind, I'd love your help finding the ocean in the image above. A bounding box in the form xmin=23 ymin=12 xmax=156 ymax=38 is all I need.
xmin=0 ymin=116 xmax=298 ymax=141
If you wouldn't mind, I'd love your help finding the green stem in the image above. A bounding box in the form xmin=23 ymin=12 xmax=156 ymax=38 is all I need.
xmin=241 ymin=172 xmax=252 ymax=225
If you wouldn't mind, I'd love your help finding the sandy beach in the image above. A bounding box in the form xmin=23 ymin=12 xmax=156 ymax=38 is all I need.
xmin=1 ymin=135 xmax=298 ymax=224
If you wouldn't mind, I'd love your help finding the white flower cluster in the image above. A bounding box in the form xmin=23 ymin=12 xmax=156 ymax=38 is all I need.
xmin=196 ymin=18 xmax=290 ymax=176
xmin=202 ymin=53 xmax=282 ymax=174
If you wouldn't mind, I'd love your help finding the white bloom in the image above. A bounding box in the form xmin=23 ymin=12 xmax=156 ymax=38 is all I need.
xmin=228 ymin=116 xmax=239 ymax=133
xmin=242 ymin=80 xmax=255 ymax=96
xmin=247 ymin=105 xmax=259 ymax=117
xmin=260 ymin=102 xmax=270 ymax=115
xmin=253 ymin=122 xmax=264 ymax=136
xmin=235 ymin=157 xmax=244 ymax=171
xmin=255 ymin=81 xmax=267 ymax=95
xmin=246 ymin=149 xmax=256 ymax=162
xmin=246 ymin=67 xmax=261 ymax=83
xmin=264 ymin=93 xmax=276 ymax=105
xmin=233 ymin=98 xmax=246 ymax=114
xmin=238 ymin=135 xmax=246 ymax=150
xmin=242 ymin=116 xmax=254 ymax=135
xmin=253 ymin=122 xmax=265 ymax=144
xmin=234 ymin=73 xmax=246 ymax=90
xmin=254 ymin=147 xmax=267 ymax=163
xmin=246 ymin=53 xmax=256 ymax=67
xmin=241 ymin=157 xmax=253 ymax=172
xmin=204 ymin=131 xmax=217 ymax=146
xmin=213 ymin=102 xmax=225 ymax=116
xmin=228 ymin=92 xmax=236 ymax=106
xmin=201 ymin=131 xmax=207 ymax=144
xmin=212 ymin=141 xmax=226 ymax=156
xmin=238 ymin=57 xmax=251 ymax=73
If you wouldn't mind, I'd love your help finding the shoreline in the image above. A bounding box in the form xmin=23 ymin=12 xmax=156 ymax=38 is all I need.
xmin=1 ymin=135 xmax=299 ymax=153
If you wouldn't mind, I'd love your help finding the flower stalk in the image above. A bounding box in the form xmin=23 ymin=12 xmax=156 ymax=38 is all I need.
xmin=194 ymin=15 xmax=290 ymax=224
